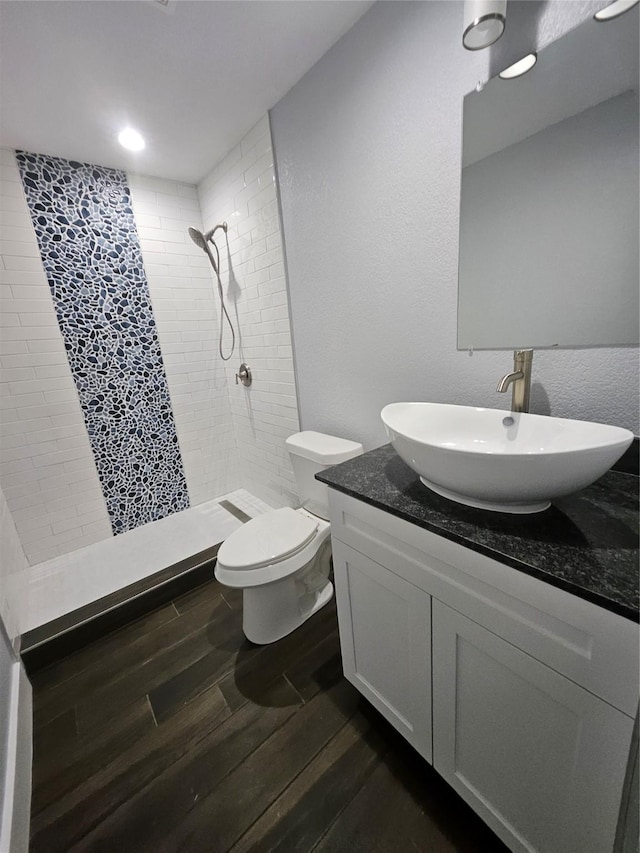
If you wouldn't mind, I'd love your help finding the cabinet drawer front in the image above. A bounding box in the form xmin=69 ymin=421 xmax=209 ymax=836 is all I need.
xmin=332 ymin=540 xmax=432 ymax=763
xmin=432 ymin=600 xmax=634 ymax=853
xmin=329 ymin=490 xmax=639 ymax=716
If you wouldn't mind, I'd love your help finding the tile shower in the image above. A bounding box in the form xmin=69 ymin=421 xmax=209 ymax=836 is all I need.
xmin=0 ymin=115 xmax=301 ymax=633
xmin=16 ymin=151 xmax=189 ymax=533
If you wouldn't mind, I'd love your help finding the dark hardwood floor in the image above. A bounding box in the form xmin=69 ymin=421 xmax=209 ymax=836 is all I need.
xmin=29 ymin=577 xmax=508 ymax=852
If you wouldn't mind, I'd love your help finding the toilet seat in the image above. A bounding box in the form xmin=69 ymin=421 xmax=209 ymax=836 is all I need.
xmin=215 ymin=508 xmax=330 ymax=589
xmin=218 ymin=507 xmax=318 ymax=570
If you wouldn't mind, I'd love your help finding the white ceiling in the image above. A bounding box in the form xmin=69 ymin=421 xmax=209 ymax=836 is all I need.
xmin=0 ymin=0 xmax=373 ymax=184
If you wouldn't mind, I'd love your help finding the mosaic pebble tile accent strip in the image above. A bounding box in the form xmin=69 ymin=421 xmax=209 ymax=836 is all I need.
xmin=16 ymin=151 xmax=189 ymax=535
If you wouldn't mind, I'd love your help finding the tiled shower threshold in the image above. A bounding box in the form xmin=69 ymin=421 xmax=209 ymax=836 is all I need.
xmin=20 ymin=490 xmax=273 ymax=671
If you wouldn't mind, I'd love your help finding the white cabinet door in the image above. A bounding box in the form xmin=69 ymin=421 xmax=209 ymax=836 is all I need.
xmin=432 ymin=600 xmax=634 ymax=853
xmin=332 ymin=539 xmax=432 ymax=762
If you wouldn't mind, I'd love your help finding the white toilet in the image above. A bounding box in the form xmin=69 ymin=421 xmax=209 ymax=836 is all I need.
xmin=215 ymin=431 xmax=363 ymax=644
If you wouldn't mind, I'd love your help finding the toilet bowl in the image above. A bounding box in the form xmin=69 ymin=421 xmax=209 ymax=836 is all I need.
xmin=215 ymin=431 xmax=363 ymax=644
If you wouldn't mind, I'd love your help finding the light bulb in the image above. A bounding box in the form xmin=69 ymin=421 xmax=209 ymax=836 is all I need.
xmin=594 ymin=0 xmax=639 ymax=21
xmin=499 ymin=53 xmax=537 ymax=79
xmin=118 ymin=128 xmax=145 ymax=152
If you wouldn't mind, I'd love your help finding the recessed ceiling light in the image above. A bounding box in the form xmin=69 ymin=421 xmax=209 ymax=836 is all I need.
xmin=118 ymin=128 xmax=145 ymax=151
xmin=499 ymin=53 xmax=537 ymax=79
xmin=594 ymin=0 xmax=639 ymax=20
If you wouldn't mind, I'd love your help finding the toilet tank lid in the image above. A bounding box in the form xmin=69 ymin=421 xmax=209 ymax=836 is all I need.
xmin=285 ymin=431 xmax=364 ymax=465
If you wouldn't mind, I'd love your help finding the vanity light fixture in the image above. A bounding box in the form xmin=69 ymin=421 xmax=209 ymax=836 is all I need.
xmin=463 ymin=0 xmax=507 ymax=51
xmin=594 ymin=0 xmax=639 ymax=20
xmin=117 ymin=128 xmax=145 ymax=151
xmin=499 ymin=52 xmax=537 ymax=79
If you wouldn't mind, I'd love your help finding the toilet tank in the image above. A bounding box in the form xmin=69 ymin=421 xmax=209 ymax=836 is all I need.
xmin=285 ymin=431 xmax=363 ymax=520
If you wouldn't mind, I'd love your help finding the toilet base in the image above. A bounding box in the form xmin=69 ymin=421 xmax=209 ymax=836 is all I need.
xmin=242 ymin=578 xmax=334 ymax=645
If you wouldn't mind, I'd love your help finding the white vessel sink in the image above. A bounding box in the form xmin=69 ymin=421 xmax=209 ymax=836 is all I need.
xmin=381 ymin=402 xmax=634 ymax=514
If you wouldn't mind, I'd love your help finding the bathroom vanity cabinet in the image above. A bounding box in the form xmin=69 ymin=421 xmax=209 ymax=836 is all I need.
xmin=321 ymin=449 xmax=639 ymax=853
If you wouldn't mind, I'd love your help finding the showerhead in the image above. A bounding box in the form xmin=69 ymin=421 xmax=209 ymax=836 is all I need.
xmin=188 ymin=225 xmax=219 ymax=275
xmin=186 ymin=223 xmax=235 ymax=361
xmin=189 ymin=222 xmax=228 ymax=250
xmin=188 ymin=221 xmax=230 ymax=280
xmin=188 ymin=227 xmax=208 ymax=250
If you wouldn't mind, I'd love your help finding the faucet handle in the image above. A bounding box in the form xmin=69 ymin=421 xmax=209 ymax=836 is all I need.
xmin=235 ymin=363 xmax=252 ymax=387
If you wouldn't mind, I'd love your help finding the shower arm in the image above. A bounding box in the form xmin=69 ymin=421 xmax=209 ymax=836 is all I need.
xmin=201 ymin=223 xmax=228 ymax=272
xmin=205 ymin=222 xmax=228 ymax=243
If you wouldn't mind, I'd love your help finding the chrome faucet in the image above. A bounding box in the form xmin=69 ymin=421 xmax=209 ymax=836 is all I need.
xmin=496 ymin=349 xmax=533 ymax=413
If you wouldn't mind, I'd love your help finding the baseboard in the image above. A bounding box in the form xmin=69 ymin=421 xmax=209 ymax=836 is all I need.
xmin=20 ymin=545 xmax=219 ymax=675
xmin=0 ymin=661 xmax=32 ymax=853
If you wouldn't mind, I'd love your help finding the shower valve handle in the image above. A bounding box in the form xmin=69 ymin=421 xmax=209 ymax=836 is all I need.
xmin=235 ymin=364 xmax=252 ymax=387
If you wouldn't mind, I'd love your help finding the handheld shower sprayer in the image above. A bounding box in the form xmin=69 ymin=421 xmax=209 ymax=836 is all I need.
xmin=187 ymin=226 xmax=208 ymax=249
xmin=188 ymin=222 xmax=235 ymax=361
xmin=188 ymin=222 xmax=228 ymax=243
xmin=188 ymin=223 xmax=228 ymax=271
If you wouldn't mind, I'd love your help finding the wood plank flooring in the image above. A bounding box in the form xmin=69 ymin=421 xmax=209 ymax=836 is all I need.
xmin=30 ymin=577 xmax=508 ymax=852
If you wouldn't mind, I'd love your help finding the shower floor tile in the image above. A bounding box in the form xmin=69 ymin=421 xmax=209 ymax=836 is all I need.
xmin=29 ymin=579 xmax=508 ymax=853
xmin=22 ymin=489 xmax=274 ymax=633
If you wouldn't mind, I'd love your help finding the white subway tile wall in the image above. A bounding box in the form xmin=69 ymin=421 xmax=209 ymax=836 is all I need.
xmin=127 ymin=174 xmax=240 ymax=504
xmin=0 ymin=148 xmax=112 ymax=566
xmin=198 ymin=114 xmax=300 ymax=508
xmin=0 ymin=483 xmax=28 ymax=648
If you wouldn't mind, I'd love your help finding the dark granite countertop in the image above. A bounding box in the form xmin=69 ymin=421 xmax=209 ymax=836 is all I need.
xmin=317 ymin=444 xmax=639 ymax=623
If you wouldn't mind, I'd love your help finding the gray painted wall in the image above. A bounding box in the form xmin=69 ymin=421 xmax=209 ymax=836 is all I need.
xmin=271 ymin=0 xmax=639 ymax=450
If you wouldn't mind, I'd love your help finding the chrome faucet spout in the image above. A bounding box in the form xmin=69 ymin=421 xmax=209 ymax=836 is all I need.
xmin=496 ymin=350 xmax=533 ymax=413
xmin=496 ymin=370 xmax=524 ymax=393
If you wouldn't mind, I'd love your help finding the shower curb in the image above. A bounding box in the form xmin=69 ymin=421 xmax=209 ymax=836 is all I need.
xmin=20 ymin=545 xmax=220 ymax=675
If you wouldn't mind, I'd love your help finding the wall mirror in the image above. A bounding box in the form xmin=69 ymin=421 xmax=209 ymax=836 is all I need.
xmin=457 ymin=6 xmax=639 ymax=351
